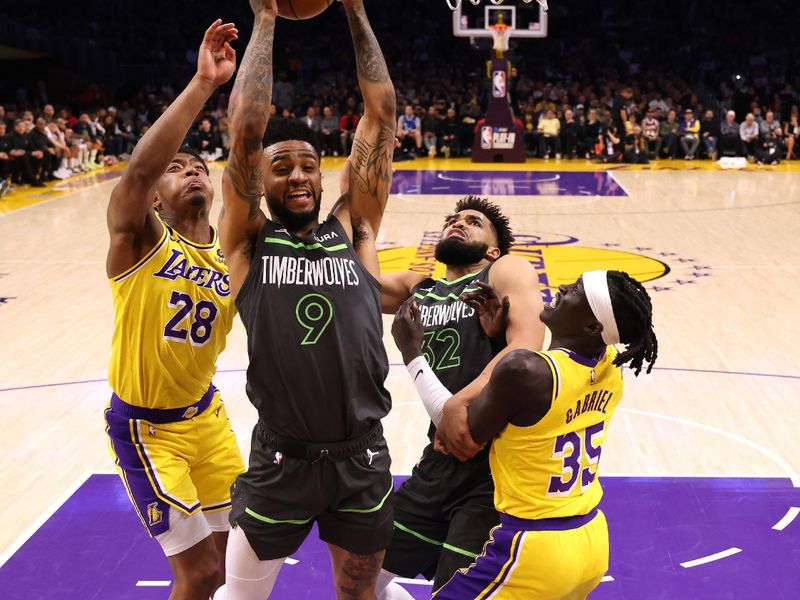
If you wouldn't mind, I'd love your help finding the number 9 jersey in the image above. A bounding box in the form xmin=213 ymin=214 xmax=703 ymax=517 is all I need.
xmin=490 ymin=346 xmax=624 ymax=520
xmin=108 ymin=219 xmax=235 ymax=409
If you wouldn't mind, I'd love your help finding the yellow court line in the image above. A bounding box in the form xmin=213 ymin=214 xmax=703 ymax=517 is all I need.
xmin=385 ymin=156 xmax=800 ymax=172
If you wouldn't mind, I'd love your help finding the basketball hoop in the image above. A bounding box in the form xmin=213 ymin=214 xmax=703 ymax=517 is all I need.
xmin=489 ymin=23 xmax=512 ymax=55
xmin=446 ymin=0 xmax=548 ymax=10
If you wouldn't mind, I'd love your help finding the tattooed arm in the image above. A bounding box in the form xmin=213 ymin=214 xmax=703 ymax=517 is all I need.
xmin=219 ymin=0 xmax=277 ymax=300
xmin=333 ymin=0 xmax=397 ymax=280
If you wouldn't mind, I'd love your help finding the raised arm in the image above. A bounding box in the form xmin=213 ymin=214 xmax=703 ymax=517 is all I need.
xmin=220 ymin=0 xmax=277 ymax=300
xmin=106 ymin=21 xmax=237 ymax=279
xmin=332 ymin=0 xmax=397 ymax=280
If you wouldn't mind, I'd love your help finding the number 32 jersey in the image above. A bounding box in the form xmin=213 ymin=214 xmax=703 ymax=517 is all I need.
xmin=108 ymin=218 xmax=235 ymax=410
xmin=491 ymin=346 xmax=624 ymax=520
xmin=235 ymin=214 xmax=391 ymax=442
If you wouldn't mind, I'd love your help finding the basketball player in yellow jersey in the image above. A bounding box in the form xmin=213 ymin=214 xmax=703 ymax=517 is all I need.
xmin=104 ymin=21 xmax=245 ymax=600
xmin=392 ymin=270 xmax=657 ymax=599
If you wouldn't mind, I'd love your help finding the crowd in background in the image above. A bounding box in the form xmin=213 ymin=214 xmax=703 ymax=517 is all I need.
xmin=2 ymin=0 xmax=799 ymax=194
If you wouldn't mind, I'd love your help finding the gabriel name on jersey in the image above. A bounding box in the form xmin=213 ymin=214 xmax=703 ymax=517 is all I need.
xmin=565 ymin=388 xmax=615 ymax=424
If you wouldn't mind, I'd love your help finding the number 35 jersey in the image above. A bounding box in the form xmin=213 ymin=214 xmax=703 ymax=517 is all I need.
xmin=235 ymin=214 xmax=391 ymax=442
xmin=108 ymin=219 xmax=235 ymax=410
xmin=490 ymin=346 xmax=623 ymax=520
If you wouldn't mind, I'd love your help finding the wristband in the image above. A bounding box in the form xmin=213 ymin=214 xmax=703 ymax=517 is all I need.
xmin=406 ymin=356 xmax=452 ymax=427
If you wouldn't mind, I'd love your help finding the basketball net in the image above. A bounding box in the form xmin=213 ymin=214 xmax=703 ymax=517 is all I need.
xmin=446 ymin=0 xmax=548 ymax=10
xmin=489 ymin=23 xmax=512 ymax=57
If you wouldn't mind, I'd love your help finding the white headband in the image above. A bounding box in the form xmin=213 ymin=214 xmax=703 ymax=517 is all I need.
xmin=581 ymin=271 xmax=621 ymax=345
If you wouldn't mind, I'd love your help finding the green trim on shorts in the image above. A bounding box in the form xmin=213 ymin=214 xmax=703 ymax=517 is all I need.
xmin=394 ymin=521 xmax=443 ymax=546
xmin=393 ymin=521 xmax=478 ymax=559
xmin=337 ymin=484 xmax=393 ymax=514
xmin=443 ymin=543 xmax=478 ymax=559
xmin=264 ymin=236 xmax=348 ymax=252
xmin=244 ymin=507 xmax=313 ymax=526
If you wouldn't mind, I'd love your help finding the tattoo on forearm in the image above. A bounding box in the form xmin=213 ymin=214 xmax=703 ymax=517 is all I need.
xmin=347 ymin=8 xmax=390 ymax=84
xmin=337 ymin=552 xmax=381 ymax=598
xmin=349 ymin=120 xmax=395 ymax=206
xmin=224 ymin=136 xmax=263 ymax=221
xmin=230 ymin=18 xmax=274 ymax=122
xmin=225 ymin=16 xmax=274 ymax=220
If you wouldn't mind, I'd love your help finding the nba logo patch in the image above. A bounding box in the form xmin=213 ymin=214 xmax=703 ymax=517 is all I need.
xmin=147 ymin=502 xmax=163 ymax=526
xmin=481 ymin=126 xmax=494 ymax=149
xmin=492 ymin=70 xmax=506 ymax=98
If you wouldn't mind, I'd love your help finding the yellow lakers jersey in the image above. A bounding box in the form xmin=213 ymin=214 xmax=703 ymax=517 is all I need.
xmin=490 ymin=346 xmax=623 ymax=520
xmin=108 ymin=219 xmax=235 ymax=410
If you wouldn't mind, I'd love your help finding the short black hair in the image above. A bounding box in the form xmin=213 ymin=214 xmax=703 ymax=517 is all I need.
xmin=449 ymin=196 xmax=514 ymax=256
xmin=607 ymin=270 xmax=658 ymax=376
xmin=175 ymin=145 xmax=208 ymax=173
xmin=263 ymin=118 xmax=321 ymax=157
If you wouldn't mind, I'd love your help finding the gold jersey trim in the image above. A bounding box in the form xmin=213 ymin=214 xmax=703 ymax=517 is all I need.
xmin=111 ymin=227 xmax=169 ymax=284
xmin=167 ymin=222 xmax=218 ymax=250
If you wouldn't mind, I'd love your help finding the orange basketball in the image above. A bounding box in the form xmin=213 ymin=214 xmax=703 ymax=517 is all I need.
xmin=276 ymin=0 xmax=335 ymax=20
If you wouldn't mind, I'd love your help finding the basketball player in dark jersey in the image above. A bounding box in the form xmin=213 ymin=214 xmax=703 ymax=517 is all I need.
xmin=374 ymin=197 xmax=545 ymax=597
xmin=214 ymin=0 xmax=397 ymax=598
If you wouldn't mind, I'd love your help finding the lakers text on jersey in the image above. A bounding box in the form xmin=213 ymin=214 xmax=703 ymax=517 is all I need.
xmin=108 ymin=218 xmax=235 ymax=410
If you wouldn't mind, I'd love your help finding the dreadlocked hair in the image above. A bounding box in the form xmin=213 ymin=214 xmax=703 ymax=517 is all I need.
xmin=607 ymin=270 xmax=658 ymax=376
xmin=451 ymin=196 xmax=514 ymax=255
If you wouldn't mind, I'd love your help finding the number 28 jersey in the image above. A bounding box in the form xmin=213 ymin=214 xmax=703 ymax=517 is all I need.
xmin=235 ymin=214 xmax=391 ymax=443
xmin=491 ymin=346 xmax=623 ymax=520
xmin=108 ymin=218 xmax=235 ymax=410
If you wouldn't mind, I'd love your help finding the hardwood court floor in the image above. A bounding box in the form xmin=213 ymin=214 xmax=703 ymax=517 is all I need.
xmin=1 ymin=157 xmax=799 ymax=597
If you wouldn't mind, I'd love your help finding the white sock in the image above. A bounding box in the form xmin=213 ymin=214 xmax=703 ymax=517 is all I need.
xmin=89 ymin=149 xmax=97 ymax=163
xmin=375 ymin=570 xmax=415 ymax=600
xmin=213 ymin=527 xmax=284 ymax=600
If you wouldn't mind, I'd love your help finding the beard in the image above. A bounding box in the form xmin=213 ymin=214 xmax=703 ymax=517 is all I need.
xmin=434 ymin=237 xmax=489 ymax=266
xmin=188 ymin=191 xmax=206 ymax=206
xmin=267 ymin=191 xmax=322 ymax=232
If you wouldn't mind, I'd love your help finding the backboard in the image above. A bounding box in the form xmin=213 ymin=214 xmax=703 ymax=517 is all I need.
xmin=452 ymin=0 xmax=548 ymax=39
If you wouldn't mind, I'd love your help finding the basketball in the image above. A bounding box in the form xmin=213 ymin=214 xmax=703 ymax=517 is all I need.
xmin=276 ymin=0 xmax=335 ymax=20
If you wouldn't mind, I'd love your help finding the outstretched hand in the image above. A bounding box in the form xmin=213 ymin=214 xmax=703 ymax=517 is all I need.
xmin=460 ymin=281 xmax=510 ymax=343
xmin=197 ymin=20 xmax=239 ymax=88
xmin=391 ymin=298 xmax=425 ymax=365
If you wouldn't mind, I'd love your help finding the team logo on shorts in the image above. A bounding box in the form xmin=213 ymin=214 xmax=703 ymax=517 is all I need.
xmin=182 ymin=406 xmax=199 ymax=419
xmin=148 ymin=425 xmax=156 ymax=437
xmin=366 ymin=449 xmax=380 ymax=465
xmin=147 ymin=502 xmax=163 ymax=526
xmin=273 ymin=451 xmax=283 ymax=465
